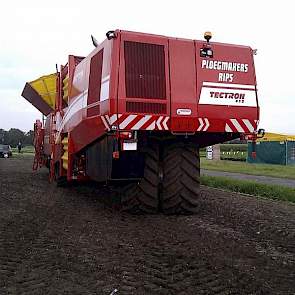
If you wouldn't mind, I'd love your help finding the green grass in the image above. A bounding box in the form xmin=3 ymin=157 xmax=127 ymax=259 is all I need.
xmin=11 ymin=145 xmax=34 ymax=158
xmin=12 ymin=145 xmax=34 ymax=155
xmin=201 ymin=175 xmax=295 ymax=203
xmin=21 ymin=145 xmax=35 ymax=153
xmin=201 ymin=152 xmax=246 ymax=161
xmin=220 ymin=143 xmax=247 ymax=152
xmin=201 ymin=158 xmax=295 ymax=180
xmin=11 ymin=152 xmax=34 ymax=158
xmin=221 ymin=151 xmax=246 ymax=161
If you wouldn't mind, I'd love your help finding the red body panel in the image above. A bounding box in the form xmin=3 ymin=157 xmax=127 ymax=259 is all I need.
xmin=195 ymin=41 xmax=258 ymax=131
xmin=52 ymin=30 xmax=259 ymax=154
xmin=169 ymin=39 xmax=198 ymax=132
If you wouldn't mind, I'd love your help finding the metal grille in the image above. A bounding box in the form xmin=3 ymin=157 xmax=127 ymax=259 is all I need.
xmin=124 ymin=41 xmax=166 ymax=99
xmin=87 ymin=49 xmax=103 ymax=117
xmin=126 ymin=101 xmax=166 ymax=114
xmin=291 ymin=147 xmax=295 ymax=160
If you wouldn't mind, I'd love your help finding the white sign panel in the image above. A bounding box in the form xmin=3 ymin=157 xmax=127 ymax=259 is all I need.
xmin=199 ymin=82 xmax=257 ymax=107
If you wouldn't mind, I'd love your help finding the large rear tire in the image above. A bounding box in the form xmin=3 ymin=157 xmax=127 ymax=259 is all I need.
xmin=161 ymin=142 xmax=200 ymax=214
xmin=120 ymin=146 xmax=159 ymax=214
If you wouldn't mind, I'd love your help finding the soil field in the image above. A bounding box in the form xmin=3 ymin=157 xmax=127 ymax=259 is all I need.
xmin=0 ymin=157 xmax=295 ymax=294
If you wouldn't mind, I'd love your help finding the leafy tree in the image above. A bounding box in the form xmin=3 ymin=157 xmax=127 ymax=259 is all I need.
xmin=0 ymin=129 xmax=6 ymax=144
xmin=24 ymin=130 xmax=34 ymax=145
xmin=6 ymin=128 xmax=25 ymax=147
xmin=0 ymin=128 xmax=34 ymax=147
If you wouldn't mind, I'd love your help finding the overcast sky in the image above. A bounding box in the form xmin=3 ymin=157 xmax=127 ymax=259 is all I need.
xmin=0 ymin=0 xmax=294 ymax=134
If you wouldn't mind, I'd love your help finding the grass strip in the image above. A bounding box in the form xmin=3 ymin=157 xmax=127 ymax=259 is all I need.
xmin=201 ymin=175 xmax=295 ymax=203
xmin=201 ymin=159 xmax=295 ymax=180
xmin=12 ymin=146 xmax=35 ymax=154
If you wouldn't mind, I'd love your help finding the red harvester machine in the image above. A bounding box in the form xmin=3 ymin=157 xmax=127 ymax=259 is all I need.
xmin=22 ymin=30 xmax=261 ymax=214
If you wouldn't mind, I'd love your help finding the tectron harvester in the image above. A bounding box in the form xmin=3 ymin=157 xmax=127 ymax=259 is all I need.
xmin=22 ymin=30 xmax=261 ymax=214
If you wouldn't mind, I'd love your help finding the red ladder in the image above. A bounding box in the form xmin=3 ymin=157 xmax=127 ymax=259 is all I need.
xmin=33 ymin=120 xmax=45 ymax=171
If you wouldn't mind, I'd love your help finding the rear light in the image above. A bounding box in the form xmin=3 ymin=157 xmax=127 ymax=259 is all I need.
xmin=119 ymin=132 xmax=132 ymax=139
xmin=112 ymin=151 xmax=120 ymax=159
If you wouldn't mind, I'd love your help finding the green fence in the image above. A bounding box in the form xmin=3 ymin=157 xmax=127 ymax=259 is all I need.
xmin=287 ymin=141 xmax=295 ymax=165
xmin=247 ymin=141 xmax=295 ymax=165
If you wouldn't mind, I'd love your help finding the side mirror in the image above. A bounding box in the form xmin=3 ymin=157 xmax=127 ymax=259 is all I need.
xmin=257 ymin=128 xmax=265 ymax=138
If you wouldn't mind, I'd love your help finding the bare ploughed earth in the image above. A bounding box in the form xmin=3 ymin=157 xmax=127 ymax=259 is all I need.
xmin=0 ymin=157 xmax=294 ymax=295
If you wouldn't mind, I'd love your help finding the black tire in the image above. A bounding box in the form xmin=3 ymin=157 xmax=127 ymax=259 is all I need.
xmin=45 ymin=157 xmax=51 ymax=169
xmin=54 ymin=162 xmax=68 ymax=187
xmin=161 ymin=142 xmax=200 ymax=214
xmin=120 ymin=146 xmax=159 ymax=214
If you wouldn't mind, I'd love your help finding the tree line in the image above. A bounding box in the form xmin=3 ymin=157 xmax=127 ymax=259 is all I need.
xmin=0 ymin=128 xmax=34 ymax=147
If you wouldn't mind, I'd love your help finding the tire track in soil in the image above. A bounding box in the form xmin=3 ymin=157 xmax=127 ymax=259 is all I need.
xmin=0 ymin=212 xmax=45 ymax=290
xmin=197 ymin=188 xmax=295 ymax=261
xmin=1 ymin=157 xmax=295 ymax=294
xmin=1 ymin=193 xmax=117 ymax=294
xmin=194 ymin=189 xmax=295 ymax=293
xmin=111 ymin=216 xmax=272 ymax=295
xmin=0 ymin=159 xmax=100 ymax=294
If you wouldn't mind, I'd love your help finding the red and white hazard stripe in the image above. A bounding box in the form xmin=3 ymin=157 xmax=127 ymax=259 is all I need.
xmin=197 ymin=118 xmax=210 ymax=131
xmin=225 ymin=119 xmax=258 ymax=133
xmin=101 ymin=114 xmax=170 ymax=131
xmin=155 ymin=116 xmax=169 ymax=130
xmin=100 ymin=116 xmax=111 ymax=131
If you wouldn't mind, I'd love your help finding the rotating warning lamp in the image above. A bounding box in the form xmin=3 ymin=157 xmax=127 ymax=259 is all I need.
xmin=204 ymin=31 xmax=212 ymax=43
xmin=200 ymin=31 xmax=213 ymax=57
